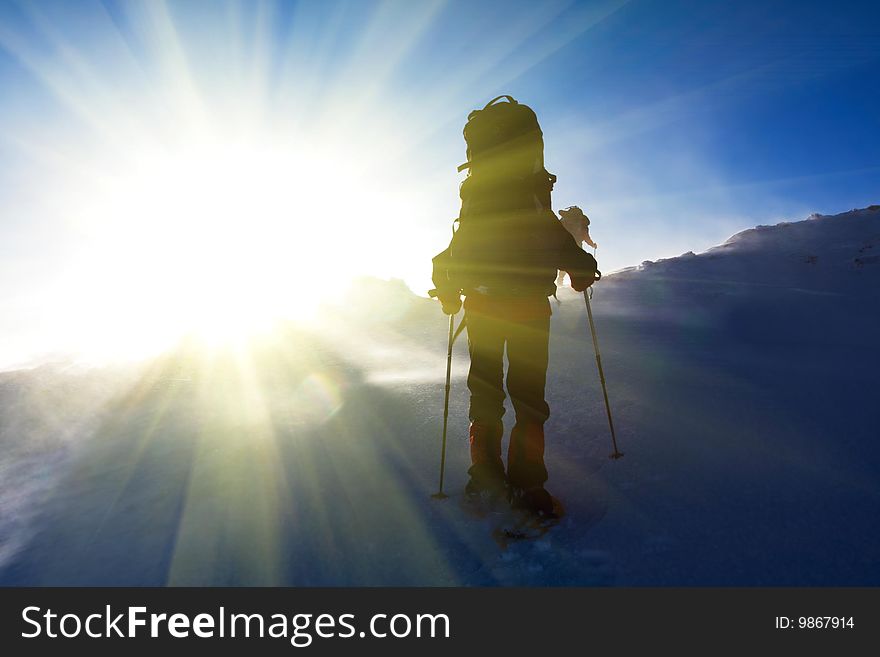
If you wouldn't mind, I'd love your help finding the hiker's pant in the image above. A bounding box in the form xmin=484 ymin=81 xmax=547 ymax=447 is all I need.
xmin=464 ymin=303 xmax=551 ymax=426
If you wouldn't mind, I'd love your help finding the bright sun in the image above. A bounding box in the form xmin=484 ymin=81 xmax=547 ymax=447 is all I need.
xmin=58 ymin=126 xmax=405 ymax=360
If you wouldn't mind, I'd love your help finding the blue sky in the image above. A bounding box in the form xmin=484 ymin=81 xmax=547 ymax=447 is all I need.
xmin=0 ymin=0 xmax=878 ymax=365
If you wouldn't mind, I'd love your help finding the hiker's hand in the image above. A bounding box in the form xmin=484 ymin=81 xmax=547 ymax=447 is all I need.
xmin=570 ymin=275 xmax=593 ymax=292
xmin=440 ymin=294 xmax=462 ymax=315
xmin=568 ymin=253 xmax=600 ymax=291
xmin=571 ymin=269 xmax=601 ymax=292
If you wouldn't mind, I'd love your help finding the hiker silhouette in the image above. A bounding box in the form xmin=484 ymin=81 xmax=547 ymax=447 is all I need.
xmin=431 ymin=96 xmax=599 ymax=517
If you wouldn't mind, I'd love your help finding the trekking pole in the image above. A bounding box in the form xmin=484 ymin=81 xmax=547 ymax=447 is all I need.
xmin=583 ymin=285 xmax=623 ymax=459
xmin=427 ymin=289 xmax=467 ymax=500
xmin=432 ymin=312 xmax=459 ymax=499
xmin=433 ymin=314 xmax=455 ymax=498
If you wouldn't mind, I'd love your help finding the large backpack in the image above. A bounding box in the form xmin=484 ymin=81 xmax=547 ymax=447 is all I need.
xmin=458 ymin=95 xmax=545 ymax=176
xmin=438 ymin=95 xmax=563 ymax=297
xmin=457 ymin=95 xmax=556 ymax=214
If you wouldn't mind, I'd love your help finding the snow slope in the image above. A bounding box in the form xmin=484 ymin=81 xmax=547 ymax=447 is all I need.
xmin=1 ymin=207 xmax=878 ymax=586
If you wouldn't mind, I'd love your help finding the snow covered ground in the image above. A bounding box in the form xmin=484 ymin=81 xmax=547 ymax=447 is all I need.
xmin=1 ymin=207 xmax=878 ymax=586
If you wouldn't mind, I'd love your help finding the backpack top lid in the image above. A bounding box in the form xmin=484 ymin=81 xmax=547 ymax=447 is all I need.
xmin=458 ymin=95 xmax=544 ymax=174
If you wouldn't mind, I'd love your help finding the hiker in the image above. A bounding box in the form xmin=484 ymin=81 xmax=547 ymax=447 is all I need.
xmin=432 ymin=96 xmax=599 ymax=516
xmin=556 ymin=206 xmax=597 ymax=286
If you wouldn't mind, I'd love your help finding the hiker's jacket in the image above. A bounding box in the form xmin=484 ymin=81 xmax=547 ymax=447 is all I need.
xmin=432 ymin=205 xmax=598 ymax=315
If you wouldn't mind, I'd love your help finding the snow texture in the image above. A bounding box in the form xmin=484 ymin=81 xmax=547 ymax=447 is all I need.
xmin=1 ymin=207 xmax=878 ymax=586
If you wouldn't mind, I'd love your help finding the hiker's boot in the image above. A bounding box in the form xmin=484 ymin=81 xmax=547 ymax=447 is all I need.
xmin=464 ymin=421 xmax=506 ymax=499
xmin=507 ymin=422 xmax=553 ymax=516
xmin=509 ymin=485 xmax=555 ymax=517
